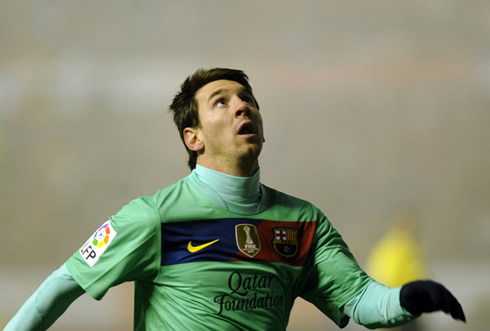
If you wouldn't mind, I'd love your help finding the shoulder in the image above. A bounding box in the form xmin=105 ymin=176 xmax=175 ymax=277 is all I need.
xmin=151 ymin=175 xmax=197 ymax=205
xmin=109 ymin=177 xmax=191 ymax=228
xmin=110 ymin=195 xmax=160 ymax=233
xmin=262 ymin=184 xmax=324 ymax=220
xmin=117 ymin=175 xmax=211 ymax=225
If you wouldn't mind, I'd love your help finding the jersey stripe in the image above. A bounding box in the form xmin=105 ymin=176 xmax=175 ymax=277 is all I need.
xmin=161 ymin=218 xmax=316 ymax=267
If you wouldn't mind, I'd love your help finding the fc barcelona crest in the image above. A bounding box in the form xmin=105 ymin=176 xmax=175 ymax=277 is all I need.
xmin=236 ymin=224 xmax=261 ymax=258
xmin=272 ymin=227 xmax=299 ymax=258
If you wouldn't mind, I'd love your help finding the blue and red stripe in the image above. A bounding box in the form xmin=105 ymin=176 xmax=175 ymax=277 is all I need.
xmin=161 ymin=218 xmax=316 ymax=267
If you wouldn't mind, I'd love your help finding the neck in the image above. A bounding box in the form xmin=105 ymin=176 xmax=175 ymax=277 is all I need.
xmin=189 ymin=164 xmax=267 ymax=214
xmin=196 ymin=157 xmax=259 ymax=177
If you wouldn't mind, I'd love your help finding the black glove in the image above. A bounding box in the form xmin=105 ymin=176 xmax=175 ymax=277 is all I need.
xmin=400 ymin=280 xmax=466 ymax=322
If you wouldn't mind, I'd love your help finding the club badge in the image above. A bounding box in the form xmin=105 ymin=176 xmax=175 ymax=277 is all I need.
xmin=235 ymin=224 xmax=261 ymax=258
xmin=272 ymin=227 xmax=299 ymax=258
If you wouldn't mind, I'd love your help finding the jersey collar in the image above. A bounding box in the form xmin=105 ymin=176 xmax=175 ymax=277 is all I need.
xmin=189 ymin=164 xmax=267 ymax=215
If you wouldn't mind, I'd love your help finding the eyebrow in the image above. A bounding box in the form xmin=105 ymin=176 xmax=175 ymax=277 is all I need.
xmin=208 ymin=88 xmax=227 ymax=103
xmin=207 ymin=85 xmax=250 ymax=104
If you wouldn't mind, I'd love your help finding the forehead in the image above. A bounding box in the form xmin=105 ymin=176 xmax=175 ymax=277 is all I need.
xmin=195 ymin=80 xmax=247 ymax=102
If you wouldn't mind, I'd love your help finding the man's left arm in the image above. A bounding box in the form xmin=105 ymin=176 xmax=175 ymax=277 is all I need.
xmin=300 ymin=211 xmax=465 ymax=328
xmin=344 ymin=279 xmax=466 ymax=329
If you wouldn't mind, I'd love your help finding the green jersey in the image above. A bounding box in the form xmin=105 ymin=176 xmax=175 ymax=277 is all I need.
xmin=66 ymin=170 xmax=370 ymax=330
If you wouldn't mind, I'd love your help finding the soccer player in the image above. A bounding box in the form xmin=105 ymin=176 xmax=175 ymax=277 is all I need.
xmin=5 ymin=68 xmax=466 ymax=330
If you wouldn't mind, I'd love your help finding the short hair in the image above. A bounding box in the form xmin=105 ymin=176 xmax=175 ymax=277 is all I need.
xmin=169 ymin=68 xmax=258 ymax=170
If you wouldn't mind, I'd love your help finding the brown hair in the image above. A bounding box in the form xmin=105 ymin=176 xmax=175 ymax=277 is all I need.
xmin=169 ymin=68 xmax=258 ymax=170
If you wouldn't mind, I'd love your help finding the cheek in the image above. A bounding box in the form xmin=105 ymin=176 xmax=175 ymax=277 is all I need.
xmin=256 ymin=116 xmax=264 ymax=134
xmin=201 ymin=119 xmax=230 ymax=141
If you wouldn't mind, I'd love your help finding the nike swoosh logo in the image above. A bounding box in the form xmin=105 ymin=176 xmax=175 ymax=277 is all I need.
xmin=187 ymin=239 xmax=220 ymax=253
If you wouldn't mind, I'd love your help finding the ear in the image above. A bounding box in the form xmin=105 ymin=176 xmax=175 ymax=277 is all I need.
xmin=183 ymin=127 xmax=204 ymax=152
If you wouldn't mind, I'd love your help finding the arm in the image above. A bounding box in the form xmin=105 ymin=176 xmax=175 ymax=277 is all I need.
xmin=343 ymin=280 xmax=414 ymax=329
xmin=344 ymin=279 xmax=466 ymax=329
xmin=5 ymin=196 xmax=161 ymax=330
xmin=4 ymin=263 xmax=85 ymax=331
xmin=301 ymin=210 xmax=466 ymax=328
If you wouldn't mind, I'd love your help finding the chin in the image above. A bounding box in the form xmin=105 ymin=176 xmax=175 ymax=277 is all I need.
xmin=240 ymin=151 xmax=261 ymax=165
xmin=234 ymin=141 xmax=262 ymax=161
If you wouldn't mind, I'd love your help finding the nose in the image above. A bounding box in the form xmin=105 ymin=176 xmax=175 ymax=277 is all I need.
xmin=233 ymin=96 xmax=249 ymax=118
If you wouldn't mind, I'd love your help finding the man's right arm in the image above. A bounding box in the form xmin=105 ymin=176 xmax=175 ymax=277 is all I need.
xmin=4 ymin=263 xmax=85 ymax=331
xmin=5 ymin=196 xmax=161 ymax=330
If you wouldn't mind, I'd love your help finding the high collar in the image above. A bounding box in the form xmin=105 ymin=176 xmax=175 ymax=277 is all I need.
xmin=189 ymin=164 xmax=267 ymax=215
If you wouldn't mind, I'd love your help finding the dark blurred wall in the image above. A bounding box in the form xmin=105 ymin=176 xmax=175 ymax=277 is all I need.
xmin=1 ymin=1 xmax=489 ymax=330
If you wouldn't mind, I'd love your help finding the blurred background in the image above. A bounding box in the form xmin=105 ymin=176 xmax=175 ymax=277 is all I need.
xmin=1 ymin=1 xmax=489 ymax=330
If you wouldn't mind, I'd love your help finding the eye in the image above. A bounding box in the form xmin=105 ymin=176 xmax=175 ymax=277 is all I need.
xmin=215 ymin=98 xmax=226 ymax=108
xmin=240 ymin=92 xmax=255 ymax=106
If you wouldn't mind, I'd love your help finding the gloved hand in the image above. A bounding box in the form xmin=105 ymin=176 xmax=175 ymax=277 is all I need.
xmin=400 ymin=280 xmax=466 ymax=322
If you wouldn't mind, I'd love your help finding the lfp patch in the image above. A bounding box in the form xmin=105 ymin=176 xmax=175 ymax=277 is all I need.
xmin=79 ymin=220 xmax=117 ymax=267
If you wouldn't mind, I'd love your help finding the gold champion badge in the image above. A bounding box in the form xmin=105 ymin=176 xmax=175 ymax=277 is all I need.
xmin=235 ymin=224 xmax=261 ymax=258
xmin=272 ymin=227 xmax=299 ymax=258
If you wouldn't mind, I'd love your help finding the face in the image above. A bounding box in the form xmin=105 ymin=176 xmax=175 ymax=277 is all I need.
xmin=191 ymin=79 xmax=264 ymax=172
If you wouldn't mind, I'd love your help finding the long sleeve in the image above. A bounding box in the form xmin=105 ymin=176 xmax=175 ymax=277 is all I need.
xmin=343 ymin=280 xmax=415 ymax=329
xmin=4 ymin=263 xmax=85 ymax=331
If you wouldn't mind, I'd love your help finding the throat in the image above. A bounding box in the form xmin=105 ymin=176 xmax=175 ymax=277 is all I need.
xmin=197 ymin=155 xmax=259 ymax=177
xmin=193 ymin=164 xmax=261 ymax=204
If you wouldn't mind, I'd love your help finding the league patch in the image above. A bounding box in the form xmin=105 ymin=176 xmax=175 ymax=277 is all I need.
xmin=235 ymin=224 xmax=261 ymax=258
xmin=272 ymin=227 xmax=299 ymax=258
xmin=79 ymin=220 xmax=117 ymax=267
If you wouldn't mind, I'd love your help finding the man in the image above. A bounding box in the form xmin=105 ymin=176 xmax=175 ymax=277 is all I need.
xmin=6 ymin=68 xmax=466 ymax=330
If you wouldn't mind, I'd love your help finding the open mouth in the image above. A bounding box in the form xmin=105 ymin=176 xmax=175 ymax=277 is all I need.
xmin=238 ymin=122 xmax=256 ymax=135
